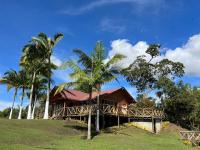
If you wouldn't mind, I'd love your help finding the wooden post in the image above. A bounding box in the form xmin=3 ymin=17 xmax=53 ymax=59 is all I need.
xmin=118 ymin=115 xmax=120 ymax=128
xmin=80 ymin=115 xmax=82 ymax=121
xmin=117 ymin=107 xmax=120 ymax=128
xmin=128 ymin=118 xmax=130 ymax=123
xmin=51 ymin=104 xmax=54 ymax=117
xmin=63 ymin=102 xmax=66 ymax=117
xmin=84 ymin=116 xmax=86 ymax=123
xmin=152 ymin=117 xmax=156 ymax=133
xmin=102 ymin=114 xmax=105 ymax=129
xmin=152 ymin=117 xmax=154 ymax=133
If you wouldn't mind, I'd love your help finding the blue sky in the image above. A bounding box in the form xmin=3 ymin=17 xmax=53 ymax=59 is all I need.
xmin=0 ymin=0 xmax=200 ymax=110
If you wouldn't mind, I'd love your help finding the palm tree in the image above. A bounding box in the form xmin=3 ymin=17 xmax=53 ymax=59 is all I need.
xmin=20 ymin=43 xmax=48 ymax=119
xmin=0 ymin=70 xmax=20 ymax=119
xmin=31 ymin=33 xmax=63 ymax=119
xmin=17 ymin=70 xmax=29 ymax=119
xmin=73 ymin=41 xmax=125 ymax=132
xmin=57 ymin=41 xmax=125 ymax=137
xmin=56 ymin=60 xmax=94 ymax=140
xmin=31 ymin=76 xmax=47 ymax=119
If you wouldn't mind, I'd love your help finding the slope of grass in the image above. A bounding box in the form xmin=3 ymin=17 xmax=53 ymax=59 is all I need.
xmin=0 ymin=119 xmax=197 ymax=150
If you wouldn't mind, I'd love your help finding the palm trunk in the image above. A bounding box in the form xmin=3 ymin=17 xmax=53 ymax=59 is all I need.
xmin=87 ymin=91 xmax=92 ymax=140
xmin=31 ymin=95 xmax=37 ymax=119
xmin=9 ymin=88 xmax=17 ymax=119
xmin=43 ymin=56 xmax=51 ymax=119
xmin=87 ymin=58 xmax=93 ymax=139
xmin=96 ymin=93 xmax=100 ymax=132
xmin=87 ymin=107 xmax=92 ymax=140
xmin=18 ymin=88 xmax=25 ymax=119
xmin=27 ymin=71 xmax=36 ymax=119
xmin=96 ymin=84 xmax=101 ymax=132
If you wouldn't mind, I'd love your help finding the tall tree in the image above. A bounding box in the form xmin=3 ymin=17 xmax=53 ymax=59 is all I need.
xmin=135 ymin=94 xmax=156 ymax=108
xmin=122 ymin=44 xmax=184 ymax=93
xmin=31 ymin=76 xmax=47 ymax=119
xmin=20 ymin=43 xmax=47 ymax=119
xmin=17 ymin=70 xmax=29 ymax=119
xmin=57 ymin=41 xmax=125 ymax=133
xmin=32 ymin=33 xmax=63 ymax=119
xmin=0 ymin=70 xmax=20 ymax=119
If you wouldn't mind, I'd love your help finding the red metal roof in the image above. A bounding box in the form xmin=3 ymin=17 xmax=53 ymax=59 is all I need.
xmin=50 ymin=87 xmax=135 ymax=103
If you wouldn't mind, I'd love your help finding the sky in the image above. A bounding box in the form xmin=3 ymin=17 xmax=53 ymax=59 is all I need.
xmin=1 ymin=0 xmax=200 ymax=110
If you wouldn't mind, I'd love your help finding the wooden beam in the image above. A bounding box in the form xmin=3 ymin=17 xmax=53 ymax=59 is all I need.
xmin=63 ymin=102 xmax=66 ymax=116
xmin=102 ymin=114 xmax=105 ymax=129
xmin=118 ymin=115 xmax=120 ymax=128
xmin=152 ymin=117 xmax=156 ymax=133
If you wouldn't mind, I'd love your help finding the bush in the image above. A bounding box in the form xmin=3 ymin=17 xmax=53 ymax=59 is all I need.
xmin=0 ymin=107 xmax=27 ymax=119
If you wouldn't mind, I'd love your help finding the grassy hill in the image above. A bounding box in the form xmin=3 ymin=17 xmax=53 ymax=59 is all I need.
xmin=0 ymin=119 xmax=197 ymax=150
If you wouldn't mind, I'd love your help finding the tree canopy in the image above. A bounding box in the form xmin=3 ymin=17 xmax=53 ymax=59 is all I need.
xmin=122 ymin=44 xmax=185 ymax=93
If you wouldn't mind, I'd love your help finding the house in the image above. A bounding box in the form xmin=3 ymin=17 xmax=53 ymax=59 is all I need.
xmin=50 ymin=87 xmax=135 ymax=111
xmin=49 ymin=87 xmax=164 ymax=133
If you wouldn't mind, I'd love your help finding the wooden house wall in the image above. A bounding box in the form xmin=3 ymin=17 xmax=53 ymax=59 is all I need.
xmin=51 ymin=90 xmax=134 ymax=109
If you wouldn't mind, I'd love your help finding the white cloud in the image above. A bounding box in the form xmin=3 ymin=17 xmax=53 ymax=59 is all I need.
xmin=164 ymin=34 xmax=200 ymax=76
xmin=107 ymin=33 xmax=200 ymax=76
xmin=51 ymin=55 xmax=62 ymax=67
xmin=61 ymin=0 xmax=165 ymax=15
xmin=107 ymin=39 xmax=149 ymax=68
xmin=100 ymin=18 xmax=126 ymax=34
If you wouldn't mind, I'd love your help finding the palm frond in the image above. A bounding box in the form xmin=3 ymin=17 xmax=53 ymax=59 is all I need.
xmin=54 ymin=33 xmax=64 ymax=45
xmin=93 ymin=41 xmax=105 ymax=61
xmin=32 ymin=37 xmax=48 ymax=50
xmin=105 ymin=54 xmax=125 ymax=68
xmin=38 ymin=32 xmax=48 ymax=41
xmin=73 ymin=49 xmax=92 ymax=69
xmin=55 ymin=82 xmax=80 ymax=95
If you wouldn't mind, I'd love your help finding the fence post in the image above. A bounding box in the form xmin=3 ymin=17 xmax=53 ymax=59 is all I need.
xmin=117 ymin=107 xmax=120 ymax=128
xmin=63 ymin=102 xmax=66 ymax=117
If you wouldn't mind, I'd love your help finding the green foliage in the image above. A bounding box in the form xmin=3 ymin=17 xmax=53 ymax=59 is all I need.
xmin=57 ymin=41 xmax=125 ymax=94
xmin=146 ymin=44 xmax=160 ymax=59
xmin=0 ymin=69 xmax=20 ymax=92
xmin=158 ymin=80 xmax=200 ymax=129
xmin=0 ymin=108 xmax=27 ymax=119
xmin=18 ymin=32 xmax=63 ymax=118
xmin=135 ymin=94 xmax=156 ymax=108
xmin=122 ymin=44 xmax=185 ymax=93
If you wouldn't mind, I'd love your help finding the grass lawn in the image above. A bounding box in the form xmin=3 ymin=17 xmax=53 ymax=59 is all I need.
xmin=0 ymin=119 xmax=197 ymax=150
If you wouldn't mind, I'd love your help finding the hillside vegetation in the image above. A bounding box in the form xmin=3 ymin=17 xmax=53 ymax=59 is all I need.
xmin=0 ymin=119 xmax=197 ymax=150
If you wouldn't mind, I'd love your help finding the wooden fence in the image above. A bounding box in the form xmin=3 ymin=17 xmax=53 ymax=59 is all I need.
xmin=128 ymin=107 xmax=164 ymax=118
xmin=65 ymin=105 xmax=97 ymax=117
xmin=52 ymin=104 xmax=164 ymax=119
xmin=180 ymin=131 xmax=200 ymax=146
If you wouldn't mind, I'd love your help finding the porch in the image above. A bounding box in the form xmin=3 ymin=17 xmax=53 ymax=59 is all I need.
xmin=51 ymin=104 xmax=164 ymax=119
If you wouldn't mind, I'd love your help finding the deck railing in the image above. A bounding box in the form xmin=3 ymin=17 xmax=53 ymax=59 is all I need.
xmin=128 ymin=107 xmax=164 ymax=118
xmin=180 ymin=131 xmax=200 ymax=146
xmin=65 ymin=104 xmax=97 ymax=116
xmin=52 ymin=104 xmax=164 ymax=119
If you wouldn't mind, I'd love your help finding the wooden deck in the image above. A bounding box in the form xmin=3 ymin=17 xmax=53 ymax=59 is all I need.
xmin=180 ymin=131 xmax=200 ymax=146
xmin=52 ymin=104 xmax=164 ymax=119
